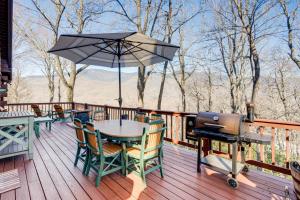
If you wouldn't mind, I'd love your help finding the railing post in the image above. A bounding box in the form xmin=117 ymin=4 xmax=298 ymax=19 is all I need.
xmin=271 ymin=127 xmax=275 ymax=165
xmin=72 ymin=102 xmax=75 ymax=110
xmin=104 ymin=105 xmax=109 ymax=120
xmin=286 ymin=129 xmax=290 ymax=169
xmin=259 ymin=126 xmax=265 ymax=163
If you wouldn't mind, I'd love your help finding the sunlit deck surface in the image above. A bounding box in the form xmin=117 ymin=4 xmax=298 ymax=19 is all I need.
xmin=0 ymin=123 xmax=296 ymax=200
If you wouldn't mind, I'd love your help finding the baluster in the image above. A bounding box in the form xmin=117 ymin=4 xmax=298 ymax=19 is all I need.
xmin=174 ymin=114 xmax=180 ymax=144
xmin=259 ymin=126 xmax=265 ymax=162
xmin=271 ymin=127 xmax=275 ymax=165
xmin=181 ymin=116 xmax=184 ymax=142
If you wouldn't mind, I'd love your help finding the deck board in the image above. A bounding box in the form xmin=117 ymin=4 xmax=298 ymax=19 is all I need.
xmin=0 ymin=122 xmax=296 ymax=200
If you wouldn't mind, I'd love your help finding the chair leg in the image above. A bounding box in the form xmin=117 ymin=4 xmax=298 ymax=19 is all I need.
xmin=83 ymin=149 xmax=89 ymax=175
xmin=158 ymin=151 xmax=164 ymax=178
xmin=124 ymin=153 xmax=128 ymax=176
xmin=85 ymin=153 xmax=92 ymax=176
xmin=74 ymin=146 xmax=81 ymax=166
xmin=96 ymin=157 xmax=104 ymax=187
xmin=140 ymin=161 xmax=146 ymax=184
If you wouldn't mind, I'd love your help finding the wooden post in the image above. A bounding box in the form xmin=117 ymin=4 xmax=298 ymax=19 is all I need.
xmin=271 ymin=127 xmax=275 ymax=165
xmin=104 ymin=105 xmax=109 ymax=120
xmin=285 ymin=129 xmax=290 ymax=169
xmin=259 ymin=126 xmax=265 ymax=162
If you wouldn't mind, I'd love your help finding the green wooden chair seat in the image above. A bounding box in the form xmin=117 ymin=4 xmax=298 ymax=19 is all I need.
xmin=84 ymin=122 xmax=124 ymax=187
xmin=73 ymin=118 xmax=89 ymax=175
xmin=125 ymin=119 xmax=166 ymax=185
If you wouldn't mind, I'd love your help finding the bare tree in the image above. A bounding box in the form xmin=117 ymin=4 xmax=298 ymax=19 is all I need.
xmin=188 ymin=78 xmax=205 ymax=112
xmin=14 ymin=23 xmax=56 ymax=102
xmin=157 ymin=0 xmax=201 ymax=110
xmin=107 ymin=0 xmax=163 ymax=106
xmin=29 ymin=0 xmax=104 ymax=101
xmin=213 ymin=1 xmax=248 ymax=113
xmin=170 ymin=28 xmax=196 ymax=112
xmin=279 ymin=0 xmax=300 ymax=69
xmin=8 ymin=67 xmax=32 ymax=103
xmin=232 ymin=0 xmax=276 ymax=111
xmin=108 ymin=0 xmax=200 ymax=108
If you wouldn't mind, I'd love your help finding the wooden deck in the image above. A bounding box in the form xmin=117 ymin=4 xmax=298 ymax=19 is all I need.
xmin=0 ymin=122 xmax=297 ymax=200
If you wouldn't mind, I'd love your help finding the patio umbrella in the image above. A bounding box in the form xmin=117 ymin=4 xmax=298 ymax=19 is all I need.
xmin=48 ymin=32 xmax=179 ymax=125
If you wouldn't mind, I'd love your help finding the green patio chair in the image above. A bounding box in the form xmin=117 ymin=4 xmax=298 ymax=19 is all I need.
xmin=52 ymin=104 xmax=72 ymax=122
xmin=149 ymin=113 xmax=162 ymax=122
xmin=73 ymin=118 xmax=89 ymax=174
xmin=84 ymin=122 xmax=123 ymax=187
xmin=31 ymin=104 xmax=50 ymax=117
xmin=134 ymin=112 xmax=149 ymax=123
xmin=125 ymin=119 xmax=166 ymax=185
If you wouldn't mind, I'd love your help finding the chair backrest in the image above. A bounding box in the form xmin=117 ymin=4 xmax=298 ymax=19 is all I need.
xmin=150 ymin=113 xmax=162 ymax=121
xmin=134 ymin=112 xmax=149 ymax=123
xmin=141 ymin=119 xmax=166 ymax=156
xmin=73 ymin=118 xmax=85 ymax=146
xmin=54 ymin=104 xmax=65 ymax=119
xmin=84 ymin=122 xmax=102 ymax=154
xmin=31 ymin=104 xmax=42 ymax=117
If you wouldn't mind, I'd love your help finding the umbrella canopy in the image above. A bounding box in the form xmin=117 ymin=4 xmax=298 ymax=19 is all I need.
xmin=48 ymin=32 xmax=179 ymax=125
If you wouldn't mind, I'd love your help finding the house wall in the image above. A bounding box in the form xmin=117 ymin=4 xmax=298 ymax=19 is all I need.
xmin=0 ymin=0 xmax=13 ymax=108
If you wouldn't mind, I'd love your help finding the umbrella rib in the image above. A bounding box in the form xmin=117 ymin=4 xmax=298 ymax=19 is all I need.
xmin=61 ymin=33 xmax=136 ymax=42
xmin=121 ymin=43 xmax=143 ymax=55
xmin=111 ymin=54 xmax=116 ymax=68
xmin=123 ymin=44 xmax=146 ymax=68
xmin=76 ymin=42 xmax=114 ymax=64
xmin=123 ymin=49 xmax=144 ymax=55
xmin=126 ymin=42 xmax=173 ymax=61
xmin=48 ymin=41 xmax=108 ymax=53
xmin=92 ymin=44 xmax=116 ymax=55
xmin=103 ymin=39 xmax=118 ymax=54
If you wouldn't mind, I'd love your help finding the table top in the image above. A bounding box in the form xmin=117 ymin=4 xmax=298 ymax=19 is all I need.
xmin=94 ymin=120 xmax=149 ymax=139
xmin=34 ymin=116 xmax=53 ymax=122
xmin=0 ymin=111 xmax=34 ymax=119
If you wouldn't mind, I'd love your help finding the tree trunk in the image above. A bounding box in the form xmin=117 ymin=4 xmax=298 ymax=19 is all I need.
xmin=58 ymin=78 xmax=61 ymax=102
xmin=137 ymin=66 xmax=145 ymax=107
xmin=157 ymin=0 xmax=172 ymax=110
xmin=66 ymin=86 xmax=74 ymax=102
xmin=181 ymin=88 xmax=186 ymax=112
xmin=157 ymin=61 xmax=168 ymax=110
xmin=207 ymin=69 xmax=213 ymax=112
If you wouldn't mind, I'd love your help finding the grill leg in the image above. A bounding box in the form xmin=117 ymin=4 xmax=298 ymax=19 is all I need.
xmin=197 ymin=137 xmax=202 ymax=172
xmin=232 ymin=142 xmax=237 ymax=178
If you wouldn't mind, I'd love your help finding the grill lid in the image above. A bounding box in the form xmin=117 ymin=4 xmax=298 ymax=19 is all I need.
xmin=196 ymin=112 xmax=242 ymax=135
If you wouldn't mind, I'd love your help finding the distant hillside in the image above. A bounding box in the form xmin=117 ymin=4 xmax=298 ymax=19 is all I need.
xmin=22 ymin=68 xmax=184 ymax=111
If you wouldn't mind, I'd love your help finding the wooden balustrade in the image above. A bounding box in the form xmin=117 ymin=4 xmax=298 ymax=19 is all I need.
xmin=4 ymin=102 xmax=300 ymax=175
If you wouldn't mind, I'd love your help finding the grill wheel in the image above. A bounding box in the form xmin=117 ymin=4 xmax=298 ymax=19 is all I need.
xmin=227 ymin=177 xmax=239 ymax=189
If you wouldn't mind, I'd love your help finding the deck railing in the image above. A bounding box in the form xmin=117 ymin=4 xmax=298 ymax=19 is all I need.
xmin=5 ymin=102 xmax=300 ymax=175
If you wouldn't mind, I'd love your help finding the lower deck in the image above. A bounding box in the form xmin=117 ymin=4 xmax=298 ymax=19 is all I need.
xmin=0 ymin=122 xmax=297 ymax=200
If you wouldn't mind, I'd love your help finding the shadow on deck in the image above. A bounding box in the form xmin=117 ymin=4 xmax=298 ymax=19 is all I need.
xmin=0 ymin=122 xmax=297 ymax=200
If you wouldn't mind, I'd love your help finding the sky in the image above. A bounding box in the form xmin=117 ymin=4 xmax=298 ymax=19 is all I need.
xmin=13 ymin=0 xmax=203 ymax=76
xmin=13 ymin=0 xmax=300 ymax=77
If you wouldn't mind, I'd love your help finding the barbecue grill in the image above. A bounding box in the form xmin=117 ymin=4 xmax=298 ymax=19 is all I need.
xmin=186 ymin=112 xmax=271 ymax=188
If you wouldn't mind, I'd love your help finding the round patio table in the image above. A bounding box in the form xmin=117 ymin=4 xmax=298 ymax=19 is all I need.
xmin=94 ymin=119 xmax=149 ymax=175
xmin=94 ymin=120 xmax=149 ymax=141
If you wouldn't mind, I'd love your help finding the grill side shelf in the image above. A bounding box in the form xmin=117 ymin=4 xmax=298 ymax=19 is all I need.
xmin=240 ymin=132 xmax=271 ymax=145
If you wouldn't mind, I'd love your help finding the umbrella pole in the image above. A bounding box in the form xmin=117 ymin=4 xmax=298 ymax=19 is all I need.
xmin=117 ymin=41 xmax=122 ymax=126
